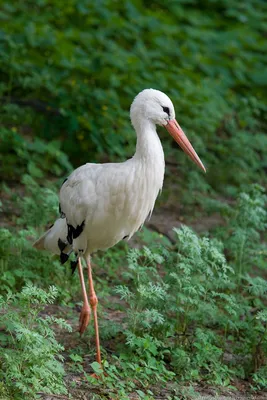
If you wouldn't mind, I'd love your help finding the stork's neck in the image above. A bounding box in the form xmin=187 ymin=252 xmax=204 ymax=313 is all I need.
xmin=133 ymin=119 xmax=164 ymax=163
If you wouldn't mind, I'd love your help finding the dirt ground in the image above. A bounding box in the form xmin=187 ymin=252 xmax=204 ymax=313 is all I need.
xmin=147 ymin=206 xmax=224 ymax=242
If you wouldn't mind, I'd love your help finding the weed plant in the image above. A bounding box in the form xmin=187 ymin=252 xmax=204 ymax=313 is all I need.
xmin=0 ymin=284 xmax=72 ymax=399
xmin=0 ymin=175 xmax=78 ymax=301
xmin=0 ymin=166 xmax=266 ymax=398
xmin=114 ymin=185 xmax=267 ymax=390
xmin=1 ymin=172 xmax=267 ymax=397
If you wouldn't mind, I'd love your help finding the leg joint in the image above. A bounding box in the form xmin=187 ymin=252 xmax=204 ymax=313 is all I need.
xmin=90 ymin=294 xmax=98 ymax=308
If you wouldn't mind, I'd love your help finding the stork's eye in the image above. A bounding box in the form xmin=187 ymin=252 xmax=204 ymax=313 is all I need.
xmin=162 ymin=106 xmax=170 ymax=116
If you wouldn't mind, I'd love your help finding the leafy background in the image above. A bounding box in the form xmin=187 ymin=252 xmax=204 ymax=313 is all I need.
xmin=1 ymin=0 xmax=267 ymax=192
xmin=0 ymin=1 xmax=267 ymax=399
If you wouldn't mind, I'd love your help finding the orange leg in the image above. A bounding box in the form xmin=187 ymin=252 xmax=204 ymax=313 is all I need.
xmin=77 ymin=257 xmax=91 ymax=335
xmin=86 ymin=256 xmax=101 ymax=365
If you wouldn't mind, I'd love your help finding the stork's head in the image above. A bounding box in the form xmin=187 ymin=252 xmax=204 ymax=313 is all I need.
xmin=130 ymin=89 xmax=206 ymax=172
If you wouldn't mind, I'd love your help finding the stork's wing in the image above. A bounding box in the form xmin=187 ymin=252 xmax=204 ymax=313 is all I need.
xmin=59 ymin=163 xmax=103 ymax=242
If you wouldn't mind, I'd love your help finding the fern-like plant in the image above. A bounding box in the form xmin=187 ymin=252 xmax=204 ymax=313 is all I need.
xmin=115 ymin=186 xmax=267 ymax=388
xmin=0 ymin=284 xmax=72 ymax=399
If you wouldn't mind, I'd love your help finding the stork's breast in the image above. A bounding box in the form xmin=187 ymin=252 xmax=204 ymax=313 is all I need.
xmin=86 ymin=159 xmax=164 ymax=252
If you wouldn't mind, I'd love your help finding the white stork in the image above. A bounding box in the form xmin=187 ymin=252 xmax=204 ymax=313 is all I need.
xmin=34 ymin=89 xmax=205 ymax=365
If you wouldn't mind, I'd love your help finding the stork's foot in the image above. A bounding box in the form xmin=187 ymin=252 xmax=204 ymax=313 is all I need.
xmin=90 ymin=369 xmax=107 ymax=380
xmin=78 ymin=304 xmax=91 ymax=335
xmin=90 ymin=372 xmax=102 ymax=380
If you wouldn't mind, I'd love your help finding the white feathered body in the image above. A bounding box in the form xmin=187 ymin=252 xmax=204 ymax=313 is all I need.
xmin=35 ymin=118 xmax=165 ymax=257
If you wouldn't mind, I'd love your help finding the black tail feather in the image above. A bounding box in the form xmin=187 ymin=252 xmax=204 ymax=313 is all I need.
xmin=58 ymin=238 xmax=67 ymax=252
xmin=60 ymin=252 xmax=69 ymax=265
xmin=70 ymin=259 xmax=78 ymax=275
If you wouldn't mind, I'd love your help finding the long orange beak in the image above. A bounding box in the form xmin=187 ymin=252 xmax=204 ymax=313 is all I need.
xmin=165 ymin=119 xmax=206 ymax=172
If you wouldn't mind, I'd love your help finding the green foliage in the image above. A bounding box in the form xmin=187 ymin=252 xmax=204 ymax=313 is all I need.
xmin=203 ymin=183 xmax=267 ymax=274
xmin=0 ymin=225 xmax=72 ymax=297
xmin=0 ymin=127 xmax=72 ymax=180
xmin=115 ymin=186 xmax=267 ymax=389
xmin=223 ymin=184 xmax=267 ymax=275
xmin=1 ymin=173 xmax=266 ymax=396
xmin=0 ymin=0 xmax=266 ymax=201
xmin=17 ymin=174 xmax=59 ymax=228
xmin=0 ymin=284 xmax=72 ymax=399
xmin=0 ymin=176 xmax=77 ymax=300
xmin=86 ymin=336 xmax=174 ymax=399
